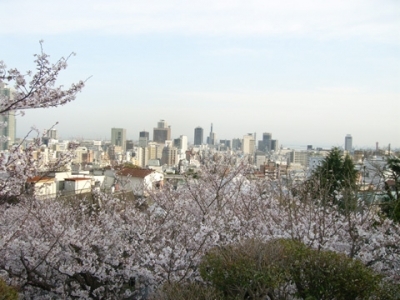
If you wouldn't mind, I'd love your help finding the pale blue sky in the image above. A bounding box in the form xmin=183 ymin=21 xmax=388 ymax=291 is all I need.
xmin=1 ymin=0 xmax=399 ymax=148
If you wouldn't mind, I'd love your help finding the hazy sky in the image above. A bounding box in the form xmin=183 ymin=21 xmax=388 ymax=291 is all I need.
xmin=1 ymin=0 xmax=399 ymax=149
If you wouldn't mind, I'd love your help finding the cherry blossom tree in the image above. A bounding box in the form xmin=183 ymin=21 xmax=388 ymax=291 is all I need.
xmin=0 ymin=42 xmax=85 ymax=201
xmin=1 ymin=45 xmax=399 ymax=299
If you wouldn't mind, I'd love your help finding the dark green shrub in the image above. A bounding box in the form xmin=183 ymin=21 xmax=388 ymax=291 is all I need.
xmin=200 ymin=239 xmax=383 ymax=300
xmin=199 ymin=239 xmax=290 ymax=299
xmin=279 ymin=239 xmax=381 ymax=300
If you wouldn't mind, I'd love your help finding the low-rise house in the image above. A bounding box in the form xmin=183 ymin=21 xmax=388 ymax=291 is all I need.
xmin=27 ymin=176 xmax=57 ymax=199
xmin=116 ymin=168 xmax=164 ymax=196
xmin=64 ymin=177 xmax=92 ymax=195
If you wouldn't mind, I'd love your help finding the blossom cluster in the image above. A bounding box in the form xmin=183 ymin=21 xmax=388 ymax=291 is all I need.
xmin=0 ymin=43 xmax=84 ymax=199
xmin=1 ymin=153 xmax=399 ymax=299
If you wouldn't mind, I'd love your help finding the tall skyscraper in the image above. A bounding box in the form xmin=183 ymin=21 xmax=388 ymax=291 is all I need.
xmin=232 ymin=138 xmax=242 ymax=150
xmin=270 ymin=139 xmax=279 ymax=152
xmin=345 ymin=134 xmax=352 ymax=152
xmin=207 ymin=123 xmax=216 ymax=145
xmin=139 ymin=131 xmax=149 ymax=139
xmin=47 ymin=129 xmax=58 ymax=140
xmin=194 ymin=127 xmax=203 ymax=146
xmin=139 ymin=131 xmax=149 ymax=147
xmin=161 ymin=145 xmax=178 ymax=166
xmin=0 ymin=111 xmax=16 ymax=151
xmin=153 ymin=119 xmax=171 ymax=144
xmin=111 ymin=128 xmax=126 ymax=151
xmin=242 ymin=133 xmax=255 ymax=155
xmin=262 ymin=132 xmax=272 ymax=152
xmin=0 ymin=83 xmax=16 ymax=150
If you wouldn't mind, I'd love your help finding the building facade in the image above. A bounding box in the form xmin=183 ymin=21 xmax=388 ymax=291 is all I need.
xmin=0 ymin=83 xmax=16 ymax=150
xmin=345 ymin=134 xmax=353 ymax=152
xmin=153 ymin=120 xmax=171 ymax=144
xmin=111 ymin=128 xmax=126 ymax=152
xmin=242 ymin=134 xmax=255 ymax=155
xmin=261 ymin=132 xmax=272 ymax=152
xmin=207 ymin=123 xmax=216 ymax=145
xmin=194 ymin=127 xmax=203 ymax=145
xmin=161 ymin=146 xmax=178 ymax=166
xmin=0 ymin=111 xmax=16 ymax=150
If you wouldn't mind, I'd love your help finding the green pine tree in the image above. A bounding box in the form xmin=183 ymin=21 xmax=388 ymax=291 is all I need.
xmin=311 ymin=148 xmax=358 ymax=208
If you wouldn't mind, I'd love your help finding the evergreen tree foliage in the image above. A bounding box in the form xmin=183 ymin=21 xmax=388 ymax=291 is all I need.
xmin=382 ymin=156 xmax=400 ymax=222
xmin=311 ymin=147 xmax=358 ymax=206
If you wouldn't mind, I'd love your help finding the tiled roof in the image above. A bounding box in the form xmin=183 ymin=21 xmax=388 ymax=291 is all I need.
xmin=27 ymin=176 xmax=55 ymax=183
xmin=117 ymin=168 xmax=154 ymax=178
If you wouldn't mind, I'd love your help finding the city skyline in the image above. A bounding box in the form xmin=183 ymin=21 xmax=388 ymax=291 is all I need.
xmin=1 ymin=1 xmax=399 ymax=148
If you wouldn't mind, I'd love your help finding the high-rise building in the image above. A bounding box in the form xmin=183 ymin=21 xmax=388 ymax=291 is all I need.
xmin=261 ymin=132 xmax=272 ymax=152
xmin=174 ymin=135 xmax=188 ymax=152
xmin=147 ymin=142 xmax=163 ymax=160
xmin=270 ymin=139 xmax=279 ymax=152
xmin=47 ymin=129 xmax=58 ymax=140
xmin=232 ymin=138 xmax=242 ymax=150
xmin=0 ymin=83 xmax=16 ymax=151
xmin=153 ymin=120 xmax=171 ymax=144
xmin=242 ymin=134 xmax=255 ymax=155
xmin=111 ymin=128 xmax=126 ymax=152
xmin=161 ymin=146 xmax=178 ymax=166
xmin=220 ymin=140 xmax=231 ymax=149
xmin=345 ymin=134 xmax=352 ymax=152
xmin=194 ymin=127 xmax=203 ymax=146
xmin=207 ymin=123 xmax=216 ymax=145
xmin=289 ymin=150 xmax=310 ymax=167
xmin=138 ymin=131 xmax=149 ymax=147
xmin=0 ymin=111 xmax=16 ymax=151
xmin=126 ymin=140 xmax=134 ymax=151
xmin=139 ymin=131 xmax=149 ymax=139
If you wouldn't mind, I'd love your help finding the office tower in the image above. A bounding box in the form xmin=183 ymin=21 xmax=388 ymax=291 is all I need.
xmin=242 ymin=133 xmax=255 ymax=155
xmin=289 ymin=150 xmax=310 ymax=167
xmin=153 ymin=119 xmax=171 ymax=144
xmin=139 ymin=131 xmax=149 ymax=139
xmin=270 ymin=139 xmax=279 ymax=152
xmin=220 ymin=140 xmax=231 ymax=149
xmin=147 ymin=142 xmax=163 ymax=160
xmin=161 ymin=145 xmax=178 ymax=166
xmin=261 ymin=132 xmax=272 ymax=152
xmin=47 ymin=129 xmax=58 ymax=140
xmin=0 ymin=83 xmax=16 ymax=150
xmin=194 ymin=127 xmax=203 ymax=145
xmin=111 ymin=128 xmax=126 ymax=152
xmin=139 ymin=131 xmax=149 ymax=147
xmin=173 ymin=138 xmax=181 ymax=149
xmin=345 ymin=134 xmax=352 ymax=152
xmin=207 ymin=123 xmax=217 ymax=145
xmin=232 ymin=138 xmax=242 ymax=150
xmin=126 ymin=140 xmax=134 ymax=151
xmin=174 ymin=135 xmax=188 ymax=152
xmin=138 ymin=137 xmax=148 ymax=147
xmin=0 ymin=111 xmax=16 ymax=150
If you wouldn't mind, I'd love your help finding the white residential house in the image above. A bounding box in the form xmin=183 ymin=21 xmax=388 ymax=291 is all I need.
xmin=27 ymin=176 xmax=57 ymax=199
xmin=116 ymin=168 xmax=164 ymax=196
xmin=64 ymin=177 xmax=93 ymax=194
